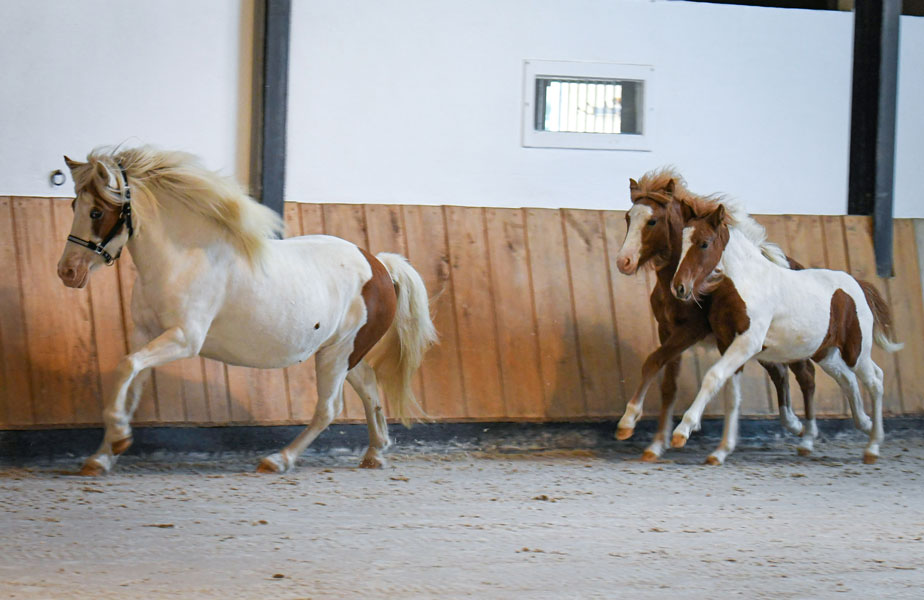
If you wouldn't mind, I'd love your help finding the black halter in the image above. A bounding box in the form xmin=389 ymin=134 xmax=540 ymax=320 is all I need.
xmin=66 ymin=161 xmax=135 ymax=266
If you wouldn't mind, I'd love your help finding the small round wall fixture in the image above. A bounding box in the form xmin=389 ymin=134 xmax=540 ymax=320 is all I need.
xmin=50 ymin=169 xmax=66 ymax=186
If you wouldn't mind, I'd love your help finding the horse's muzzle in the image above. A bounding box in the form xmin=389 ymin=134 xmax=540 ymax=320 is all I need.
xmin=58 ymin=263 xmax=89 ymax=289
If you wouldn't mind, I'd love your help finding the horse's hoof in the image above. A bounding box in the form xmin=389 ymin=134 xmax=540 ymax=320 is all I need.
xmin=671 ymin=433 xmax=688 ymax=448
xmin=111 ymin=437 xmax=133 ymax=456
xmin=862 ymin=453 xmax=879 ymax=465
xmin=704 ymin=455 xmax=722 ymax=466
xmin=359 ymin=456 xmax=385 ymax=469
xmin=640 ymin=450 xmax=660 ymax=463
xmin=615 ymin=427 xmax=635 ymax=441
xmin=79 ymin=462 xmax=106 ymax=477
xmin=257 ymin=458 xmax=283 ymax=474
xmin=796 ymin=446 xmax=812 ymax=457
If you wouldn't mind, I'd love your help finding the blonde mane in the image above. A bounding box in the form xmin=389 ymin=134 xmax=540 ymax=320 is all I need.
xmin=75 ymin=146 xmax=282 ymax=265
xmin=633 ymin=167 xmax=789 ymax=268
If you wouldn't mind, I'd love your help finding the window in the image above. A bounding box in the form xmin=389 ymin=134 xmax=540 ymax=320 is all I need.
xmin=522 ymin=60 xmax=654 ymax=151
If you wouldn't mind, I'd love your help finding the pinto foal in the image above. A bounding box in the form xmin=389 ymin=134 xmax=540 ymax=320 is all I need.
xmin=614 ymin=170 xmax=815 ymax=464
xmin=670 ymin=202 xmax=902 ymax=463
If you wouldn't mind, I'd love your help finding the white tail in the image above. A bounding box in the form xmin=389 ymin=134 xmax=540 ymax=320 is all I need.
xmin=367 ymin=252 xmax=438 ymax=427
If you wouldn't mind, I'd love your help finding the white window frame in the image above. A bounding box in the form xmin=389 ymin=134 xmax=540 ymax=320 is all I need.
xmin=522 ymin=60 xmax=655 ymax=151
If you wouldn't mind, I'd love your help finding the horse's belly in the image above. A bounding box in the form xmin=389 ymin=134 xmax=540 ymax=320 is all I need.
xmin=755 ymin=314 xmax=827 ymax=363
xmin=199 ymin=325 xmax=325 ymax=369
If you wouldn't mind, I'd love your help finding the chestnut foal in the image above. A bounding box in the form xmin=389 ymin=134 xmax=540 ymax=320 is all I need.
xmin=614 ymin=170 xmax=815 ymax=464
xmin=670 ymin=202 xmax=902 ymax=463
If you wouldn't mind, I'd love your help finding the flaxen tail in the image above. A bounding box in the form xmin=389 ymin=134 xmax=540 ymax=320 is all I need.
xmin=858 ymin=280 xmax=903 ymax=353
xmin=368 ymin=253 xmax=438 ymax=427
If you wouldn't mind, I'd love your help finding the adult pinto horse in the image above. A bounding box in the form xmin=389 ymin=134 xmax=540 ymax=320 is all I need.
xmin=613 ymin=169 xmax=815 ymax=464
xmin=670 ymin=201 xmax=902 ymax=463
xmin=57 ymin=147 xmax=437 ymax=475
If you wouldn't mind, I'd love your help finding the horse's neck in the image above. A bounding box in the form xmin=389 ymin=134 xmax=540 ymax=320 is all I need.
xmin=126 ymin=200 xmax=234 ymax=281
xmin=721 ymin=228 xmax=775 ymax=284
xmin=654 ymin=201 xmax=685 ymax=286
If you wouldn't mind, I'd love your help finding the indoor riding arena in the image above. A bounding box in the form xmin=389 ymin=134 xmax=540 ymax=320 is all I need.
xmin=1 ymin=2 xmax=923 ymax=599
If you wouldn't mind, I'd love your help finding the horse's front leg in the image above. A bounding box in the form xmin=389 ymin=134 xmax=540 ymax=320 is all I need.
xmin=81 ymin=326 xmax=200 ymax=475
xmin=671 ymin=332 xmax=762 ymax=448
xmin=616 ymin=327 xmax=704 ymax=441
xmin=640 ymin=356 xmax=681 ymax=462
xmin=705 ymin=370 xmax=743 ymax=465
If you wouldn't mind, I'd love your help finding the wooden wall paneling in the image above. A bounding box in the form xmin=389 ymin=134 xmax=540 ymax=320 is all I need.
xmin=562 ymin=210 xmax=622 ymax=417
xmin=0 ymin=197 xmax=34 ymax=425
xmin=783 ymin=215 xmax=845 ymax=416
xmin=115 ymin=252 xmax=159 ymax=422
xmin=842 ymin=215 xmax=902 ymax=414
xmin=885 ymin=220 xmax=924 ymax=412
xmin=201 ymin=359 xmax=231 ymax=424
xmin=445 ymin=206 xmax=505 ymax=419
xmin=12 ymin=198 xmax=88 ymax=424
xmin=402 ymin=206 xmax=466 ymax=419
xmin=602 ymin=211 xmax=660 ymax=416
xmin=321 ymin=204 xmax=369 ymax=421
xmin=485 ymin=208 xmax=544 ymax=419
xmin=227 ymin=364 xmax=289 ymax=423
xmin=524 ymin=209 xmax=584 ymax=419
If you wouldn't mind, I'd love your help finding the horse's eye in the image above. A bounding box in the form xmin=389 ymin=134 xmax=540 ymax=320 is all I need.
xmin=647 ymin=219 xmax=657 ymax=227
xmin=700 ymin=241 xmax=709 ymax=249
xmin=89 ymin=208 xmax=103 ymax=220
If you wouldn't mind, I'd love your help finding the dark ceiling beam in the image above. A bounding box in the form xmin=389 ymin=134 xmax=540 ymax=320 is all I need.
xmin=251 ymin=0 xmax=291 ymax=220
xmin=847 ymin=0 xmax=901 ymax=277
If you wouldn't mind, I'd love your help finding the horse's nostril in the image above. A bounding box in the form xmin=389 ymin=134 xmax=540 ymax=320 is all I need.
xmin=676 ymin=284 xmax=685 ymax=297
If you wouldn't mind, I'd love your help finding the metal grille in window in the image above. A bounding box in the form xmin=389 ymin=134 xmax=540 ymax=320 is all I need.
xmin=535 ymin=78 xmax=643 ymax=135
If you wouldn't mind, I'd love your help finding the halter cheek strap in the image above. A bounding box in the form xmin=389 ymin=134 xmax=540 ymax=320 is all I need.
xmin=66 ymin=161 xmax=135 ymax=266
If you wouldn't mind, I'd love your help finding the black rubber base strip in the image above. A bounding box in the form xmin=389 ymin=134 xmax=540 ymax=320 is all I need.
xmin=1 ymin=417 xmax=921 ymax=463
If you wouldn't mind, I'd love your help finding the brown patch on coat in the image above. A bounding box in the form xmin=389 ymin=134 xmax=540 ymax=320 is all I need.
xmin=707 ymin=278 xmax=751 ymax=353
xmin=812 ymin=289 xmax=862 ymax=367
xmin=348 ymin=249 xmax=398 ymax=369
xmin=90 ymin=199 xmax=123 ymax=238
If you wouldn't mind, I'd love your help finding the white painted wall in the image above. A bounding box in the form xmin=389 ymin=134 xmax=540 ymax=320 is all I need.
xmin=287 ymin=0 xmax=924 ymax=217
xmin=0 ymin=0 xmax=253 ymax=196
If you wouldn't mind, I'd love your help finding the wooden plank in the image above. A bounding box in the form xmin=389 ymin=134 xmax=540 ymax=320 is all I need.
xmin=784 ymin=215 xmax=844 ymax=416
xmin=403 ymin=205 xmax=466 ymax=419
xmin=201 ymin=358 xmax=230 ymax=423
xmin=562 ymin=209 xmax=621 ymax=417
xmin=445 ymin=206 xmax=505 ymax=419
xmin=12 ymin=198 xmax=94 ymax=424
xmin=0 ymin=197 xmax=34 ymax=425
xmin=227 ymin=365 xmax=289 ymax=423
xmin=485 ymin=208 xmax=544 ymax=419
xmin=820 ymin=215 xmax=851 ymax=416
xmin=842 ymin=215 xmax=902 ymax=415
xmin=524 ymin=209 xmax=584 ymax=419
xmin=115 ymin=251 xmax=159 ymax=423
xmin=321 ymin=204 xmax=369 ymax=421
xmin=284 ymin=203 xmax=323 ymax=422
xmin=603 ymin=210 xmax=659 ymax=416
xmin=886 ymin=220 xmax=924 ymax=412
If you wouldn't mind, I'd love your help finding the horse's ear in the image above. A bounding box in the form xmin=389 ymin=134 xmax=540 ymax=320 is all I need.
xmin=664 ymin=179 xmax=675 ymax=197
xmin=63 ymin=155 xmax=82 ymax=171
xmin=707 ymin=204 xmax=727 ymax=228
xmin=94 ymin=161 xmax=112 ymax=184
xmin=629 ymin=178 xmax=639 ymax=191
xmin=679 ymin=199 xmax=696 ymax=223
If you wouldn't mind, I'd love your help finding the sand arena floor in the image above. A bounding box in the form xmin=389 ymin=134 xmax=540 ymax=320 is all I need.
xmin=0 ymin=430 xmax=922 ymax=599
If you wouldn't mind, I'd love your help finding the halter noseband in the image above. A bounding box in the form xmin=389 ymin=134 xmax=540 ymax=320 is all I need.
xmin=66 ymin=161 xmax=135 ymax=266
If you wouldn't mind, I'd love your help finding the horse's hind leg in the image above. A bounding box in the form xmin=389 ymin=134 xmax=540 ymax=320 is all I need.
xmin=760 ymin=360 xmax=803 ymax=436
xmin=818 ymin=351 xmax=872 ymax=434
xmin=258 ymin=344 xmax=349 ymax=473
xmin=641 ymin=357 xmax=681 ymax=462
xmin=855 ymin=357 xmax=885 ymax=464
xmin=790 ymin=360 xmax=818 ymax=456
xmin=346 ymin=360 xmax=391 ymax=469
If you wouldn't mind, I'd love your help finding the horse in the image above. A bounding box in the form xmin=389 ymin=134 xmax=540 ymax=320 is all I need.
xmin=56 ymin=146 xmax=437 ymax=475
xmin=613 ymin=168 xmax=816 ymax=464
xmin=670 ymin=201 xmax=902 ymax=463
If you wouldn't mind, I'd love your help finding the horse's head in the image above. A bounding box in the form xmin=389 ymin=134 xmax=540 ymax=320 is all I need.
xmin=672 ymin=201 xmax=729 ymax=302
xmin=616 ymin=177 xmax=677 ymax=275
xmin=57 ymin=155 xmax=134 ymax=288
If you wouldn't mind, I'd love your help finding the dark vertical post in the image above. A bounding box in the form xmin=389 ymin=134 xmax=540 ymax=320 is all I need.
xmin=251 ymin=0 xmax=291 ymax=220
xmin=847 ymin=0 xmax=901 ymax=277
